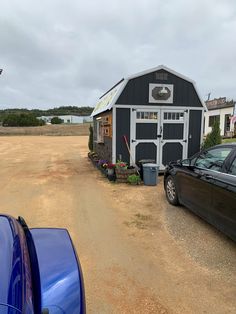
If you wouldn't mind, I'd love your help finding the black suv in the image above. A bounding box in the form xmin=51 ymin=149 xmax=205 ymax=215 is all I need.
xmin=164 ymin=144 xmax=236 ymax=241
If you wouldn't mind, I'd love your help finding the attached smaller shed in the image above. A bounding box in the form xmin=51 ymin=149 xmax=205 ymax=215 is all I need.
xmin=91 ymin=65 xmax=206 ymax=171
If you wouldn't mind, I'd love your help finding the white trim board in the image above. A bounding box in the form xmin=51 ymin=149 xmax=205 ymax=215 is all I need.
xmin=115 ymin=104 xmax=204 ymax=110
xmin=112 ymin=107 xmax=116 ymax=163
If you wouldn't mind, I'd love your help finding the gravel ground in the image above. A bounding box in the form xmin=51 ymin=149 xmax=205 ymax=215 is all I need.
xmin=0 ymin=136 xmax=235 ymax=313
xmin=164 ymin=203 xmax=236 ymax=278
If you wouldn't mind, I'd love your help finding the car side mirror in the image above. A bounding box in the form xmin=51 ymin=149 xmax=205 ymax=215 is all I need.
xmin=176 ymin=159 xmax=183 ymax=166
xmin=181 ymin=159 xmax=191 ymax=166
xmin=214 ymin=160 xmax=223 ymax=167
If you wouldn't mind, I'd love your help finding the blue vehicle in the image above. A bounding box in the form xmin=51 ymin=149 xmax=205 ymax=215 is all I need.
xmin=0 ymin=214 xmax=86 ymax=313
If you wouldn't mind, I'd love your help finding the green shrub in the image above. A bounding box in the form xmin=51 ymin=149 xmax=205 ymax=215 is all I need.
xmin=51 ymin=117 xmax=63 ymax=124
xmin=2 ymin=113 xmax=45 ymax=127
xmin=88 ymin=124 xmax=93 ymax=151
xmin=202 ymin=120 xmax=222 ymax=149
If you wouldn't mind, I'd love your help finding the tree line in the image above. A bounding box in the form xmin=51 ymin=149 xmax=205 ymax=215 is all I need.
xmin=0 ymin=106 xmax=93 ymax=126
xmin=0 ymin=106 xmax=93 ymax=121
xmin=2 ymin=114 xmax=45 ymax=127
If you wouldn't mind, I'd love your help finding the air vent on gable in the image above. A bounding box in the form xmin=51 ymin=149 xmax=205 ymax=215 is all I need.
xmin=149 ymin=84 xmax=174 ymax=104
xmin=155 ymin=72 xmax=168 ymax=80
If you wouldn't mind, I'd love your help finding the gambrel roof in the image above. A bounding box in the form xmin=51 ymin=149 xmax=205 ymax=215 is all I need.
xmin=91 ymin=65 xmax=206 ymax=117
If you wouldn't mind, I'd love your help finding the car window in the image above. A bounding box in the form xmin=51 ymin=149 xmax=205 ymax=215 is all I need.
xmin=228 ymin=157 xmax=236 ymax=175
xmin=195 ymin=147 xmax=232 ymax=171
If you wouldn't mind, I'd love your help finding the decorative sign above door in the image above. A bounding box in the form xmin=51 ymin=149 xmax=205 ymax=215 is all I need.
xmin=149 ymin=84 xmax=174 ymax=104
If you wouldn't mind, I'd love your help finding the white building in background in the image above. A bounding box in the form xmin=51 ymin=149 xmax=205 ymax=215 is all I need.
xmin=38 ymin=115 xmax=92 ymax=124
xmin=204 ymin=97 xmax=235 ymax=137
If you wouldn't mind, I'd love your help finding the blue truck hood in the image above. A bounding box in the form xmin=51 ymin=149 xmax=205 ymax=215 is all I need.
xmin=30 ymin=228 xmax=85 ymax=314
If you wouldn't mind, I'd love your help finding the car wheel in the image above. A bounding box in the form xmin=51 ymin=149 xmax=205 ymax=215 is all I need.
xmin=165 ymin=175 xmax=179 ymax=205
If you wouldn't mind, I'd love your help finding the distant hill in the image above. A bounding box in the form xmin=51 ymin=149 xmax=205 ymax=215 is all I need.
xmin=0 ymin=106 xmax=94 ymax=122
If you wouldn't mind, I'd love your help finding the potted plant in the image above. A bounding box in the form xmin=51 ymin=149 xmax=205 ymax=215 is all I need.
xmin=115 ymin=160 xmax=137 ymax=183
xmin=101 ymin=162 xmax=108 ymax=175
xmin=127 ymin=174 xmax=141 ymax=185
xmin=107 ymin=163 xmax=115 ymax=176
xmin=97 ymin=160 xmax=108 ymax=174
xmin=88 ymin=151 xmax=96 ymax=159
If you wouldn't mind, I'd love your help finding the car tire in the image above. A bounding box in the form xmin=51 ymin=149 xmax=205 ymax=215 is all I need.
xmin=165 ymin=175 xmax=179 ymax=206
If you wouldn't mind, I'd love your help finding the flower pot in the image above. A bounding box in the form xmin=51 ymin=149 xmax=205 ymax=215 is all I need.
xmin=107 ymin=168 xmax=114 ymax=176
xmin=108 ymin=173 xmax=116 ymax=181
xmin=115 ymin=168 xmax=137 ymax=183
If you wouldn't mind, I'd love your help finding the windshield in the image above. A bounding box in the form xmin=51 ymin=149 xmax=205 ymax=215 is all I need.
xmin=194 ymin=147 xmax=232 ymax=170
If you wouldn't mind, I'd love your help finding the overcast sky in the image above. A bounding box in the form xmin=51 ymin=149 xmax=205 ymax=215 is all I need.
xmin=0 ymin=0 xmax=235 ymax=109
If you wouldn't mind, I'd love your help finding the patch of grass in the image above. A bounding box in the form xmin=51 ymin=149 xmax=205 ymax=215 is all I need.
xmin=134 ymin=213 xmax=152 ymax=221
xmin=222 ymin=138 xmax=236 ymax=143
xmin=124 ymin=219 xmax=146 ymax=229
xmin=124 ymin=213 xmax=152 ymax=230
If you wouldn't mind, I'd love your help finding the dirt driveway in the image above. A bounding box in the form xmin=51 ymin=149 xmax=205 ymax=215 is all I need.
xmin=0 ymin=136 xmax=235 ymax=313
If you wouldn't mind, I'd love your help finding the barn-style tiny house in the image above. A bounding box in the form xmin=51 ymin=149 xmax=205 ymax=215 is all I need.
xmin=91 ymin=65 xmax=206 ymax=171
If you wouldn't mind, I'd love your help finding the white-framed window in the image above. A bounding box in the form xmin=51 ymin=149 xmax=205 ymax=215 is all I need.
xmin=96 ymin=118 xmax=104 ymax=143
xmin=136 ymin=111 xmax=158 ymax=121
xmin=163 ymin=112 xmax=184 ymax=120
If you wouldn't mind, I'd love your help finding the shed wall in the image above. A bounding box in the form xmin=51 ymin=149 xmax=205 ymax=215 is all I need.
xmin=116 ymin=108 xmax=130 ymax=163
xmin=93 ymin=137 xmax=112 ymax=162
xmin=93 ymin=111 xmax=113 ymax=162
xmin=188 ymin=110 xmax=202 ymax=157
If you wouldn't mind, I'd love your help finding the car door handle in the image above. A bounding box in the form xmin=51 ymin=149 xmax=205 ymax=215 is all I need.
xmin=204 ymin=174 xmax=213 ymax=180
xmin=194 ymin=170 xmax=213 ymax=180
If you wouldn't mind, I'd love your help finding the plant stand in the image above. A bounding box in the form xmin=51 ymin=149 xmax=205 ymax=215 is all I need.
xmin=115 ymin=168 xmax=137 ymax=183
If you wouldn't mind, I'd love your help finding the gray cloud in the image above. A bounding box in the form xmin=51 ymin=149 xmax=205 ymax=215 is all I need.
xmin=0 ymin=0 xmax=236 ymax=109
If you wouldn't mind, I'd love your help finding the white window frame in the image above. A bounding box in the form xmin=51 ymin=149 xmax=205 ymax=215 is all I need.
xmin=96 ymin=118 xmax=104 ymax=143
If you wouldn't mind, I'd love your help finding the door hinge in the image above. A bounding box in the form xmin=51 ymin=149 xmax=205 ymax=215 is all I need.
xmin=132 ymin=108 xmax=136 ymax=112
xmin=183 ymin=140 xmax=187 ymax=143
xmin=132 ymin=139 xmax=136 ymax=143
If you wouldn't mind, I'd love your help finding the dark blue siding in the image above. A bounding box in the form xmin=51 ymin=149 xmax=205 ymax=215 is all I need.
xmin=116 ymin=108 xmax=130 ymax=163
xmin=188 ymin=110 xmax=202 ymax=157
xmin=116 ymin=69 xmax=202 ymax=107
